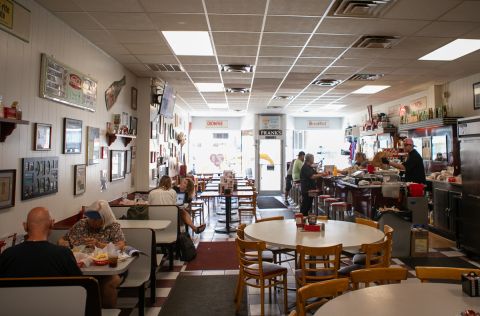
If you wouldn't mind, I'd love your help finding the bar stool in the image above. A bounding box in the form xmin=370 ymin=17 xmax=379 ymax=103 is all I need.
xmin=323 ymin=197 xmax=340 ymax=219
xmin=308 ymin=190 xmax=321 ymax=215
xmin=330 ymin=202 xmax=351 ymax=221
xmin=317 ymin=195 xmax=331 ymax=215
xmin=293 ymin=181 xmax=301 ymax=206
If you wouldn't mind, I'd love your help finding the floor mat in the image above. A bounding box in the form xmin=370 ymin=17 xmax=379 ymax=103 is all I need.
xmin=158 ymin=275 xmax=247 ymax=316
xmin=256 ymin=196 xmax=287 ymax=209
xmin=398 ymin=256 xmax=479 ymax=269
xmin=258 ymin=209 xmax=295 ymax=220
xmin=186 ymin=241 xmax=238 ymax=270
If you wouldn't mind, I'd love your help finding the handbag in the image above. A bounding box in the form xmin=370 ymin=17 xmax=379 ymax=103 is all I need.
xmin=177 ymin=232 xmax=197 ymax=262
xmin=126 ymin=205 xmax=149 ymax=220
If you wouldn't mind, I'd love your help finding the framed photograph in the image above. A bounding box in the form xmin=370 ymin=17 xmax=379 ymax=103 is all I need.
xmin=130 ymin=116 xmax=138 ymax=135
xmin=74 ymin=164 xmax=86 ymax=195
xmin=126 ymin=150 xmax=132 ymax=174
xmin=131 ymin=87 xmax=138 ymax=110
xmin=21 ymin=157 xmax=58 ymax=200
xmin=87 ymin=127 xmax=100 ymax=165
xmin=0 ymin=170 xmax=16 ymax=209
xmin=110 ymin=150 xmax=126 ymax=182
xmin=101 ymin=146 xmax=108 ymax=159
xmin=34 ymin=123 xmax=52 ymax=151
xmin=150 ymin=118 xmax=158 ymax=139
xmin=63 ymin=118 xmax=82 ymax=154
xmin=121 ymin=112 xmax=129 ymax=128
xmin=474 ymin=82 xmax=480 ymax=110
xmin=131 ymin=146 xmax=136 ymax=159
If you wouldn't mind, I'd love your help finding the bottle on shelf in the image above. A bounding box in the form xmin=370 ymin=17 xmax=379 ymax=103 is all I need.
xmin=0 ymin=95 xmax=4 ymax=118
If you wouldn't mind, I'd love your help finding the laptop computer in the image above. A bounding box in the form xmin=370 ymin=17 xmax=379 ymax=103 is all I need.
xmin=176 ymin=192 xmax=186 ymax=205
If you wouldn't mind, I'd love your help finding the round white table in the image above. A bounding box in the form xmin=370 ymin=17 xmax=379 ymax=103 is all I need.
xmin=243 ymin=219 xmax=384 ymax=249
xmin=315 ymin=283 xmax=480 ymax=315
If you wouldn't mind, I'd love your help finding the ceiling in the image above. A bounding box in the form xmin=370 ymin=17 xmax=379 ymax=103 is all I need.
xmin=35 ymin=0 xmax=480 ymax=117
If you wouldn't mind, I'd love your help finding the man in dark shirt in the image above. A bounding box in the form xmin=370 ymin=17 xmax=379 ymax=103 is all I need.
xmin=385 ymin=138 xmax=426 ymax=184
xmin=0 ymin=207 xmax=81 ymax=277
xmin=300 ymin=153 xmax=324 ymax=216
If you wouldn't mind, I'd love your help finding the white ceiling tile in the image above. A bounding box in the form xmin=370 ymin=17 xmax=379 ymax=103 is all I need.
xmin=123 ymin=63 xmax=149 ymax=72
xmin=259 ymin=46 xmax=302 ymax=57
xmin=182 ymin=64 xmax=219 ymax=72
xmin=72 ymin=0 xmax=143 ymax=12
xmin=296 ymin=57 xmax=334 ymax=66
xmin=148 ymin=13 xmax=208 ymax=31
xmin=264 ymin=16 xmax=319 ymax=33
xmin=221 ymin=72 xmax=253 ymax=79
xmin=208 ymin=15 xmax=264 ymax=32
xmin=292 ymin=65 xmax=326 ymax=73
xmin=254 ymin=65 xmax=291 ymax=72
xmin=384 ymin=0 xmax=462 ymax=20
xmin=95 ymin=43 xmax=130 ymax=54
xmin=262 ymin=33 xmax=310 ymax=46
xmin=139 ymin=0 xmax=204 ymax=13
xmin=255 ymin=72 xmax=288 ymax=78
xmin=80 ymin=30 xmax=118 ymax=43
xmin=109 ymin=30 xmax=165 ymax=43
xmin=123 ymin=42 xmax=171 ymax=54
xmin=90 ymin=13 xmax=156 ymax=30
xmin=333 ymin=58 xmax=371 ymax=67
xmin=177 ymin=56 xmax=218 ymax=64
xmin=217 ymin=56 xmax=256 ymax=64
xmin=35 ymin=0 xmax=83 ymax=11
xmin=135 ymin=55 xmax=178 ymax=64
xmin=440 ymin=1 xmax=480 ymax=22
xmin=212 ymin=32 xmax=260 ymax=45
xmin=267 ymin=0 xmax=331 ymax=16
xmin=308 ymin=34 xmax=358 ymax=47
xmin=301 ymin=47 xmax=346 ymax=58
xmin=110 ymin=54 xmax=140 ymax=63
xmin=216 ymin=45 xmax=258 ymax=56
xmin=205 ymin=0 xmax=267 ymax=14
xmin=54 ymin=12 xmax=103 ymax=30
xmin=415 ymin=21 xmax=479 ymax=37
xmin=257 ymin=57 xmax=296 ymax=66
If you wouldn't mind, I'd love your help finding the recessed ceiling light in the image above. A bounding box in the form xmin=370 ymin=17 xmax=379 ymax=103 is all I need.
xmin=225 ymin=87 xmax=250 ymax=93
xmin=220 ymin=64 xmax=254 ymax=73
xmin=323 ymin=104 xmax=347 ymax=110
xmin=419 ymin=39 xmax=480 ymax=61
xmin=273 ymin=95 xmax=293 ymax=100
xmin=162 ymin=31 xmax=214 ymax=56
xmin=352 ymin=85 xmax=390 ymax=94
xmin=195 ymin=83 xmax=224 ymax=92
xmin=207 ymin=103 xmax=229 ymax=109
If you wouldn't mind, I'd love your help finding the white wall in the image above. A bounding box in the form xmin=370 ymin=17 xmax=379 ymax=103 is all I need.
xmin=0 ymin=1 xmax=137 ymax=236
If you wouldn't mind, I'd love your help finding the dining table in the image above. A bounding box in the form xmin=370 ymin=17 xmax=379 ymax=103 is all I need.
xmin=314 ymin=282 xmax=480 ymax=315
xmin=81 ymin=256 xmax=135 ymax=276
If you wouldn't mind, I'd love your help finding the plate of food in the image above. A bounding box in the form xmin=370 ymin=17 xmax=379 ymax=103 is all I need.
xmin=92 ymin=253 xmax=109 ymax=266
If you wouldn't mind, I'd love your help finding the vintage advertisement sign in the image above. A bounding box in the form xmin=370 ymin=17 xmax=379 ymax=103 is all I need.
xmin=307 ymin=120 xmax=329 ymax=128
xmin=259 ymin=115 xmax=281 ymax=130
xmin=0 ymin=0 xmax=13 ymax=29
xmin=39 ymin=53 xmax=97 ymax=112
xmin=205 ymin=120 xmax=228 ymax=128
xmin=409 ymin=97 xmax=427 ymax=112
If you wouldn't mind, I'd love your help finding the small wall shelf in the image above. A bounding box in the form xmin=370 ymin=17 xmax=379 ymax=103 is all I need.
xmin=106 ymin=133 xmax=136 ymax=147
xmin=0 ymin=117 xmax=30 ymax=142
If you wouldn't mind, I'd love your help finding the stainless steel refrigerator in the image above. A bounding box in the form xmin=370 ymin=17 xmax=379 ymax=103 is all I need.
xmin=458 ymin=116 xmax=480 ymax=256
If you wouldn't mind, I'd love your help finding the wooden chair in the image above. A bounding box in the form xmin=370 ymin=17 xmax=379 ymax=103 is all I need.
xmin=415 ymin=267 xmax=480 ymax=283
xmin=238 ymin=192 xmax=257 ymax=223
xmin=290 ymin=279 xmax=349 ymax=316
xmin=317 ymin=215 xmax=328 ymax=221
xmin=384 ymin=225 xmax=394 ymax=265
xmin=355 ymin=217 xmax=379 ymax=229
xmin=236 ymin=224 xmax=274 ymax=262
xmin=339 ymin=237 xmax=390 ymax=276
xmin=295 ymin=244 xmax=342 ymax=287
xmin=235 ymin=238 xmax=288 ymax=316
xmin=351 ymin=267 xmax=408 ymax=289
xmin=190 ymin=200 xmax=205 ymax=225
xmin=0 ymin=276 xmax=119 ymax=316
xmin=255 ymin=216 xmax=284 ymax=223
xmin=254 ymin=216 xmax=295 ymax=264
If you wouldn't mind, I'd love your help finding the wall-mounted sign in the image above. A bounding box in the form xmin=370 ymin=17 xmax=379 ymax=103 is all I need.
xmin=206 ymin=120 xmax=228 ymax=128
xmin=399 ymin=105 xmax=409 ymax=116
xmin=259 ymin=115 xmax=281 ymax=130
xmin=0 ymin=0 xmax=13 ymax=29
xmin=307 ymin=120 xmax=329 ymax=128
xmin=40 ymin=53 xmax=97 ymax=112
xmin=388 ymin=104 xmax=400 ymax=117
xmin=409 ymin=97 xmax=427 ymax=112
xmin=259 ymin=129 xmax=282 ymax=136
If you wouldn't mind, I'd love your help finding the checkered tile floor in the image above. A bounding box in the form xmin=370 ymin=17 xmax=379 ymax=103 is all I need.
xmin=115 ymin=197 xmax=480 ymax=316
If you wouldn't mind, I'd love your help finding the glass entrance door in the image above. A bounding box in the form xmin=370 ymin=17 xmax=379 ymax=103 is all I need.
xmin=258 ymin=139 xmax=282 ymax=194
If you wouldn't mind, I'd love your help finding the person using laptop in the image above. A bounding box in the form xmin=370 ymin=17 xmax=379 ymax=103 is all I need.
xmin=174 ymin=178 xmax=206 ymax=234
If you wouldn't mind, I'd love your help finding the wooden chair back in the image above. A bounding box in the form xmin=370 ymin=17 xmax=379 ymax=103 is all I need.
xmin=415 ymin=266 xmax=480 ymax=283
xmin=383 ymin=225 xmax=393 ymax=265
xmin=256 ymin=216 xmax=284 ymax=223
xmin=355 ymin=217 xmax=379 ymax=229
xmin=235 ymin=238 xmax=267 ymax=279
xmin=296 ymin=279 xmax=349 ymax=316
xmin=359 ymin=238 xmax=389 ymax=268
xmin=296 ymin=244 xmax=342 ymax=285
xmin=317 ymin=215 xmax=328 ymax=221
xmin=236 ymin=223 xmax=247 ymax=240
xmin=351 ymin=267 xmax=408 ymax=289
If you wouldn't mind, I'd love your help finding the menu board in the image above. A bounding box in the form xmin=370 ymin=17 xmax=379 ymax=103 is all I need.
xmin=39 ymin=53 xmax=97 ymax=112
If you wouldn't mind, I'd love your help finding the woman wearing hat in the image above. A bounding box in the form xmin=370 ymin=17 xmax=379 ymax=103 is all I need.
xmin=58 ymin=200 xmax=125 ymax=308
xmin=383 ymin=138 xmax=426 ymax=183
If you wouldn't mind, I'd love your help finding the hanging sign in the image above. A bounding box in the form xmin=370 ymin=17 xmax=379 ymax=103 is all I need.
xmin=307 ymin=120 xmax=329 ymax=128
xmin=409 ymin=97 xmax=427 ymax=112
xmin=0 ymin=0 xmax=13 ymax=29
xmin=205 ymin=120 xmax=228 ymax=128
xmin=259 ymin=129 xmax=282 ymax=136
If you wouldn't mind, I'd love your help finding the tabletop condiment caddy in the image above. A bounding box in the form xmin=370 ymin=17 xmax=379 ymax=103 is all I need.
xmin=295 ymin=213 xmax=325 ymax=232
xmin=462 ymin=272 xmax=480 ymax=297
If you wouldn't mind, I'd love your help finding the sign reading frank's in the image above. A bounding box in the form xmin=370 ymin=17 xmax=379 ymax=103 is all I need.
xmin=259 ymin=129 xmax=282 ymax=136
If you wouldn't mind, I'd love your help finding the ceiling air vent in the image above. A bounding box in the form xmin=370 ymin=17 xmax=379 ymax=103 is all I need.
xmin=312 ymin=79 xmax=342 ymax=87
xmin=221 ymin=64 xmax=254 ymax=73
xmin=225 ymin=87 xmax=250 ymax=94
xmin=329 ymin=0 xmax=396 ymax=18
xmin=353 ymin=35 xmax=399 ymax=48
xmin=146 ymin=64 xmax=184 ymax=72
xmin=349 ymin=73 xmax=384 ymax=81
xmin=272 ymin=95 xmax=293 ymax=100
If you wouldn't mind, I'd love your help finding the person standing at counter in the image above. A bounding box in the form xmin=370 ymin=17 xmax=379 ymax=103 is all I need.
xmin=292 ymin=151 xmax=305 ymax=182
xmin=300 ymin=153 xmax=324 ymax=215
xmin=383 ymin=138 xmax=426 ymax=184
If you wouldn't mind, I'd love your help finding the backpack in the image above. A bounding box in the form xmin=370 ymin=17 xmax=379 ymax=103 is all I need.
xmin=126 ymin=205 xmax=149 ymax=220
xmin=177 ymin=232 xmax=197 ymax=261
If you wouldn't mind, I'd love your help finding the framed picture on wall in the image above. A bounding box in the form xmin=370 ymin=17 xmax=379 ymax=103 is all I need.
xmin=474 ymin=82 xmax=480 ymax=110
xmin=0 ymin=169 xmax=16 ymax=209
xmin=74 ymin=164 xmax=86 ymax=195
xmin=130 ymin=116 xmax=137 ymax=135
xmin=63 ymin=118 xmax=82 ymax=154
xmin=126 ymin=150 xmax=132 ymax=174
xmin=87 ymin=127 xmax=100 ymax=165
xmin=34 ymin=123 xmax=52 ymax=151
xmin=131 ymin=87 xmax=138 ymax=110
xmin=110 ymin=150 xmax=126 ymax=182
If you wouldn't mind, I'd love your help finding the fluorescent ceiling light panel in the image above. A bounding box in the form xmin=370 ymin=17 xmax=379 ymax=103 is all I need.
xmin=207 ymin=103 xmax=229 ymax=109
xmin=352 ymin=85 xmax=390 ymax=94
xmin=195 ymin=83 xmax=224 ymax=92
xmin=419 ymin=39 xmax=480 ymax=61
xmin=162 ymin=31 xmax=214 ymax=56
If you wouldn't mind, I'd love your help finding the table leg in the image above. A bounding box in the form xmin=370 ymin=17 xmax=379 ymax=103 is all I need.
xmin=215 ymin=195 xmax=237 ymax=234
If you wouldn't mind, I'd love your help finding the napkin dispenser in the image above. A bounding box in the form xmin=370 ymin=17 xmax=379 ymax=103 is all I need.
xmin=462 ymin=272 xmax=480 ymax=297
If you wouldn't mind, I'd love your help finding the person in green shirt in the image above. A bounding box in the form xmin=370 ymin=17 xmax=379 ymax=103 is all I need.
xmin=292 ymin=151 xmax=305 ymax=182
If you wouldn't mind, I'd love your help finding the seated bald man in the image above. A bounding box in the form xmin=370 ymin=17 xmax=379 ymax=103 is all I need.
xmin=0 ymin=207 xmax=81 ymax=277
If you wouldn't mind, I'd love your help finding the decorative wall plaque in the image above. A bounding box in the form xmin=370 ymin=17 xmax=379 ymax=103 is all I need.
xmin=21 ymin=157 xmax=59 ymax=200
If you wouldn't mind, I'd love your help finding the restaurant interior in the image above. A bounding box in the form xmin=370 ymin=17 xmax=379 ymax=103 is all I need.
xmin=1 ymin=0 xmax=480 ymax=315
